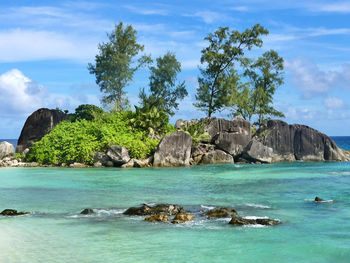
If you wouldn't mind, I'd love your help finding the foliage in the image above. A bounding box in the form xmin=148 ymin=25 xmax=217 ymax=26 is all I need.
xmin=183 ymin=121 xmax=211 ymax=145
xmin=14 ymin=152 xmax=25 ymax=161
xmin=130 ymin=105 xmax=170 ymax=136
xmin=194 ymin=24 xmax=269 ymax=117
xmin=88 ymin=22 xmax=151 ymax=111
xmin=139 ymin=52 xmax=187 ymax=116
xmin=72 ymin=104 xmax=105 ymax=121
xmin=242 ymin=50 xmax=285 ymax=126
xmin=26 ymin=112 xmax=160 ymax=165
xmin=250 ymin=126 xmax=257 ymax=137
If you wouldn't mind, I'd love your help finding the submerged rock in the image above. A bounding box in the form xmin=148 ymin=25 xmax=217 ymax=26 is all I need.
xmin=145 ymin=214 xmax=169 ymax=222
xmin=80 ymin=208 xmax=94 ymax=215
xmin=0 ymin=209 xmax=30 ymax=216
xmin=314 ymin=196 xmax=325 ymax=202
xmin=171 ymin=213 xmax=194 ymax=224
xmin=124 ymin=203 xmax=185 ymax=216
xmin=229 ymin=217 xmax=280 ymax=226
xmin=153 ymin=131 xmax=192 ymax=167
xmin=205 ymin=207 xmax=237 ymax=218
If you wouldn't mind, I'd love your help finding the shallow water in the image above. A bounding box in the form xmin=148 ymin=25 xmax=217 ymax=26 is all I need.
xmin=1 ymin=161 xmax=350 ymax=263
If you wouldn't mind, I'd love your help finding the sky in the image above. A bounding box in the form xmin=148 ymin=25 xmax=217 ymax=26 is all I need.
xmin=1 ymin=0 xmax=350 ymax=138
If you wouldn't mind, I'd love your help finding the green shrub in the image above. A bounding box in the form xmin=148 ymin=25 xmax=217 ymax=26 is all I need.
xmin=72 ymin=104 xmax=105 ymax=121
xmin=183 ymin=121 xmax=211 ymax=145
xmin=26 ymin=112 xmax=160 ymax=165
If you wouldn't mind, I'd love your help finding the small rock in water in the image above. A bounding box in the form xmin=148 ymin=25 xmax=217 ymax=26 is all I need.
xmin=171 ymin=213 xmax=194 ymax=224
xmin=205 ymin=207 xmax=237 ymax=218
xmin=314 ymin=196 xmax=325 ymax=202
xmin=124 ymin=203 xmax=185 ymax=216
xmin=80 ymin=208 xmax=94 ymax=215
xmin=229 ymin=217 xmax=280 ymax=226
xmin=145 ymin=214 xmax=169 ymax=222
xmin=0 ymin=209 xmax=30 ymax=216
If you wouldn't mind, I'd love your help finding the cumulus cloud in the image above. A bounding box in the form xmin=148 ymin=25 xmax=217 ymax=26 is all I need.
xmin=0 ymin=69 xmax=99 ymax=118
xmin=286 ymin=58 xmax=338 ymax=98
xmin=323 ymin=96 xmax=347 ymax=110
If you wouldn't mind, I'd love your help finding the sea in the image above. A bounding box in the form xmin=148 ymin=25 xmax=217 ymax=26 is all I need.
xmin=0 ymin=137 xmax=350 ymax=263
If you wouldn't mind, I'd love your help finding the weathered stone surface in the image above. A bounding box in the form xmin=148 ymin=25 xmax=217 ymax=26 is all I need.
xmin=202 ymin=117 xmax=251 ymax=157
xmin=199 ymin=150 xmax=234 ymax=164
xmin=229 ymin=217 xmax=280 ymax=226
xmin=93 ymin=152 xmax=111 ymax=167
xmin=171 ymin=213 xmax=194 ymax=223
xmin=242 ymin=140 xmax=276 ymax=163
xmin=153 ymin=131 xmax=192 ymax=167
xmin=80 ymin=208 xmax=94 ymax=215
xmin=17 ymin=108 xmax=67 ymax=153
xmin=69 ymin=162 xmax=87 ymax=168
xmin=123 ymin=204 xmax=185 ymax=216
xmin=106 ymin=145 xmax=130 ymax=166
xmin=205 ymin=207 xmax=237 ymax=218
xmin=204 ymin=117 xmax=251 ymax=139
xmin=145 ymin=214 xmax=169 ymax=222
xmin=256 ymin=120 xmax=348 ymax=162
xmin=0 ymin=141 xmax=15 ymax=159
xmin=1 ymin=209 xmax=30 ymax=216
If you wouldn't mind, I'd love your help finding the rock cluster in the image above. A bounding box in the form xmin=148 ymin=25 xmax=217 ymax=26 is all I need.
xmin=1 ymin=209 xmax=29 ymax=216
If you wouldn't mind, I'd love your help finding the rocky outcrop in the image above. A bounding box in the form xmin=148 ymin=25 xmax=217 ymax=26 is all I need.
xmin=145 ymin=214 xmax=169 ymax=222
xmin=0 ymin=209 xmax=30 ymax=216
xmin=229 ymin=217 xmax=280 ymax=226
xmin=250 ymin=120 xmax=348 ymax=162
xmin=106 ymin=145 xmax=130 ymax=166
xmin=0 ymin=141 xmax=15 ymax=159
xmin=80 ymin=208 xmax=94 ymax=215
xmin=205 ymin=207 xmax=237 ymax=218
xmin=204 ymin=117 xmax=251 ymax=157
xmin=93 ymin=152 xmax=113 ymax=167
xmin=16 ymin=108 xmax=68 ymax=153
xmin=153 ymin=131 xmax=192 ymax=167
xmin=199 ymin=150 xmax=234 ymax=164
xmin=123 ymin=204 xmax=185 ymax=216
xmin=171 ymin=213 xmax=194 ymax=224
xmin=242 ymin=140 xmax=276 ymax=163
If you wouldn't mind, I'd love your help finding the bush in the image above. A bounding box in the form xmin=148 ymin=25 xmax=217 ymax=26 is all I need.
xmin=26 ymin=111 xmax=160 ymax=165
xmin=72 ymin=104 xmax=105 ymax=121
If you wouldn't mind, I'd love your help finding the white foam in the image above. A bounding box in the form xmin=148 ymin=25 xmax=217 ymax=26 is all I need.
xmin=243 ymin=216 xmax=269 ymax=220
xmin=200 ymin=205 xmax=215 ymax=210
xmin=245 ymin=203 xmax=271 ymax=209
xmin=243 ymin=224 xmax=266 ymax=228
xmin=66 ymin=208 xmax=126 ymax=218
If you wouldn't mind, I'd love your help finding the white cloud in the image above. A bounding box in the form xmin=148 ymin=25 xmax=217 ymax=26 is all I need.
xmin=123 ymin=5 xmax=168 ymax=15
xmin=285 ymin=58 xmax=338 ymax=98
xmin=311 ymin=2 xmax=350 ymax=13
xmin=0 ymin=69 xmax=99 ymax=118
xmin=323 ymin=96 xmax=347 ymax=110
xmin=0 ymin=29 xmax=98 ymax=62
xmin=185 ymin=11 xmax=223 ymax=24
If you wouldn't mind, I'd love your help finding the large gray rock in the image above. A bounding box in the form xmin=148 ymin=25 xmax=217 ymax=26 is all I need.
xmin=199 ymin=150 xmax=234 ymax=164
xmin=17 ymin=108 xmax=67 ymax=153
xmin=256 ymin=120 xmax=348 ymax=162
xmin=0 ymin=141 xmax=15 ymax=159
xmin=242 ymin=140 xmax=276 ymax=163
xmin=203 ymin=117 xmax=251 ymax=157
xmin=106 ymin=146 xmax=130 ymax=166
xmin=153 ymin=131 xmax=192 ymax=167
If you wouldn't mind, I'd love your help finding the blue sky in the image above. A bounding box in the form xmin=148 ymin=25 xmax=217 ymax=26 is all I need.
xmin=1 ymin=0 xmax=350 ymax=138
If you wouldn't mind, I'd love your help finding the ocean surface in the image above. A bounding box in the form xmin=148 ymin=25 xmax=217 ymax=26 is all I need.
xmin=0 ymin=137 xmax=350 ymax=262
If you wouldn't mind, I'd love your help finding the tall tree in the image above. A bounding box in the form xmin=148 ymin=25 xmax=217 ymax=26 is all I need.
xmin=88 ymin=22 xmax=151 ymax=111
xmin=193 ymin=24 xmax=269 ymax=117
xmin=244 ymin=50 xmax=284 ymax=126
xmin=139 ymin=52 xmax=187 ymax=116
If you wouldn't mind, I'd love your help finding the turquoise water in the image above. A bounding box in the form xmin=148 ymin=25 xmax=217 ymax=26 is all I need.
xmin=1 ymin=161 xmax=350 ymax=263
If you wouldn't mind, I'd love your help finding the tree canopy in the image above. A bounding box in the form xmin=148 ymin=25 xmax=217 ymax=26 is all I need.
xmin=139 ymin=52 xmax=187 ymax=116
xmin=194 ymin=24 xmax=269 ymax=117
xmin=88 ymin=22 xmax=151 ymax=111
